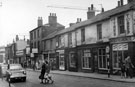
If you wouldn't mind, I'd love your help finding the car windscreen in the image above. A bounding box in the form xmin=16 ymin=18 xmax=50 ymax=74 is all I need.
xmin=10 ymin=65 xmax=23 ymax=70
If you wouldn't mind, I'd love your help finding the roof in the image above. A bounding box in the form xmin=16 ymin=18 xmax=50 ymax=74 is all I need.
xmin=43 ymin=2 xmax=135 ymax=40
xmin=44 ymin=22 xmax=65 ymax=28
xmin=57 ymin=2 xmax=135 ymax=35
xmin=42 ymin=30 xmax=59 ymax=40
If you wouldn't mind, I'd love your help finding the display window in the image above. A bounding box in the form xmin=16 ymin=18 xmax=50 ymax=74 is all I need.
xmin=69 ymin=52 xmax=76 ymax=68
xmin=98 ymin=48 xmax=107 ymax=69
xmin=81 ymin=49 xmax=91 ymax=69
xmin=59 ymin=54 xmax=65 ymax=70
xmin=112 ymin=43 xmax=128 ymax=69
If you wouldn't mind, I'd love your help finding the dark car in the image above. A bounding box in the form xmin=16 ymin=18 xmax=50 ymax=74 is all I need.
xmin=6 ymin=64 xmax=26 ymax=82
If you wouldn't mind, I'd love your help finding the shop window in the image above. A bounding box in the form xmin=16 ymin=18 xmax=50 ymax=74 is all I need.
xmin=59 ymin=54 xmax=65 ymax=70
xmin=98 ymin=48 xmax=107 ymax=69
xmin=112 ymin=43 xmax=128 ymax=69
xmin=69 ymin=52 xmax=76 ymax=67
xmin=82 ymin=49 xmax=91 ymax=69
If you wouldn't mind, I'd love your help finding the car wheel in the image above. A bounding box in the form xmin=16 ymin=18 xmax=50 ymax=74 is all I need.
xmin=22 ymin=77 xmax=26 ymax=82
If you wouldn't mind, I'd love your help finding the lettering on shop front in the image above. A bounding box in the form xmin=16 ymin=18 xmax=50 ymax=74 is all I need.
xmin=110 ymin=36 xmax=135 ymax=43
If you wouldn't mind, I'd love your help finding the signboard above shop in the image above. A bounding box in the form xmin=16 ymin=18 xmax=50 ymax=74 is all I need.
xmin=32 ymin=48 xmax=38 ymax=53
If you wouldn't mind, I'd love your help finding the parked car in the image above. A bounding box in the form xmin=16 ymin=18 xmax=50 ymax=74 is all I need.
xmin=6 ymin=64 xmax=26 ymax=82
xmin=0 ymin=64 xmax=8 ymax=77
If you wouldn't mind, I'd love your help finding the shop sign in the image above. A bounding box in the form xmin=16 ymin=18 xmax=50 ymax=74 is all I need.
xmin=32 ymin=48 xmax=38 ymax=53
xmin=110 ymin=36 xmax=135 ymax=43
xmin=113 ymin=43 xmax=128 ymax=51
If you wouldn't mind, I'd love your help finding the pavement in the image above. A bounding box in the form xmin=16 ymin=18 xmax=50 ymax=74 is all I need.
xmin=0 ymin=78 xmax=15 ymax=87
xmin=27 ymin=68 xmax=135 ymax=83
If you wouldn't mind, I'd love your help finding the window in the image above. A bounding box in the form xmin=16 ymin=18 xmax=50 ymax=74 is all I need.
xmin=112 ymin=43 xmax=128 ymax=69
xmin=69 ymin=52 xmax=76 ymax=67
xmin=50 ymin=40 xmax=53 ymax=49
xmin=81 ymin=28 xmax=85 ymax=42
xmin=98 ymin=48 xmax=107 ymax=69
xmin=37 ymin=30 xmax=40 ymax=38
xmin=30 ymin=32 xmax=33 ymax=40
xmin=118 ymin=15 xmax=125 ymax=35
xmin=97 ymin=24 xmax=102 ymax=40
xmin=126 ymin=14 xmax=130 ymax=34
xmin=82 ymin=49 xmax=91 ymax=69
xmin=34 ymin=31 xmax=36 ymax=39
xmin=113 ymin=18 xmax=116 ymax=36
xmin=68 ymin=33 xmax=72 ymax=46
xmin=38 ymin=41 xmax=40 ymax=51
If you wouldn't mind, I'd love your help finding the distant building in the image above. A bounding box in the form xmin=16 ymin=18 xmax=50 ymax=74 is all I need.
xmin=29 ymin=13 xmax=65 ymax=67
xmin=0 ymin=46 xmax=6 ymax=64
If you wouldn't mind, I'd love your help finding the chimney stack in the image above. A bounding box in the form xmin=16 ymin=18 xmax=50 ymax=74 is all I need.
xmin=48 ymin=13 xmax=57 ymax=26
xmin=37 ymin=17 xmax=43 ymax=27
xmin=101 ymin=8 xmax=104 ymax=13
xmin=121 ymin=0 xmax=123 ymax=6
xmin=16 ymin=35 xmax=19 ymax=41
xmin=87 ymin=4 xmax=95 ymax=19
xmin=76 ymin=18 xmax=82 ymax=23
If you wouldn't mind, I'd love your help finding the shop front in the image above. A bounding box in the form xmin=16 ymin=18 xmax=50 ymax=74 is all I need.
xmin=110 ymin=36 xmax=135 ymax=74
xmin=56 ymin=49 xmax=66 ymax=70
xmin=77 ymin=42 xmax=110 ymax=73
xmin=65 ymin=48 xmax=78 ymax=72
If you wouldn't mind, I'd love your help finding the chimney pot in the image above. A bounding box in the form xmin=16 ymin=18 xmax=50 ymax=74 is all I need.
xmin=118 ymin=1 xmax=121 ymax=7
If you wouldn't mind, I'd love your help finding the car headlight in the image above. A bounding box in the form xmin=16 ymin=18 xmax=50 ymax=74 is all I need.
xmin=23 ymin=71 xmax=26 ymax=75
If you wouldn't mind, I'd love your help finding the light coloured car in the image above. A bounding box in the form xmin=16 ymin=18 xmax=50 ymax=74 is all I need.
xmin=6 ymin=64 xmax=26 ymax=82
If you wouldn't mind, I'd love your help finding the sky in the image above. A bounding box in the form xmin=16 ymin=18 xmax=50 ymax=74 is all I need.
xmin=0 ymin=0 xmax=128 ymax=46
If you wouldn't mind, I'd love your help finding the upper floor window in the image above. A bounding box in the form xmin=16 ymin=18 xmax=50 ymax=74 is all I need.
xmin=37 ymin=30 xmax=40 ymax=38
xmin=118 ymin=15 xmax=125 ymax=35
xmin=81 ymin=28 xmax=85 ymax=42
xmin=34 ymin=31 xmax=36 ymax=39
xmin=30 ymin=32 xmax=33 ymax=40
xmin=68 ymin=33 xmax=72 ymax=46
xmin=97 ymin=24 xmax=102 ymax=40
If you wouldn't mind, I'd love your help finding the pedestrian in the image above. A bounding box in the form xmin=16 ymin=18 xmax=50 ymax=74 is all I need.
xmin=39 ymin=62 xmax=46 ymax=83
xmin=120 ymin=61 xmax=126 ymax=78
xmin=125 ymin=56 xmax=134 ymax=78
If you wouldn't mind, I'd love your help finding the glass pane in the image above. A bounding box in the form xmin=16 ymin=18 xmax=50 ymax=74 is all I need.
xmin=103 ymin=56 xmax=106 ymax=68
xmin=113 ymin=51 xmax=117 ymax=68
xmin=99 ymin=56 xmax=102 ymax=68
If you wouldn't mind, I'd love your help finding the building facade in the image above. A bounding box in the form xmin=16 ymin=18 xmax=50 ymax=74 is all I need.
xmin=30 ymin=13 xmax=65 ymax=68
xmin=41 ymin=0 xmax=135 ymax=75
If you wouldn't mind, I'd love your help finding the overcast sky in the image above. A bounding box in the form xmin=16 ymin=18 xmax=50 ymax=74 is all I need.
xmin=0 ymin=0 xmax=128 ymax=46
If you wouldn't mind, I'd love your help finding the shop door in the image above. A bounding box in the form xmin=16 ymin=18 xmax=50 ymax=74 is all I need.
xmin=59 ymin=54 xmax=65 ymax=70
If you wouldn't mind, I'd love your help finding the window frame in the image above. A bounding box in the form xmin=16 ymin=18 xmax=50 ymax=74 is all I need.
xmin=117 ymin=15 xmax=125 ymax=35
xmin=97 ymin=24 xmax=102 ymax=40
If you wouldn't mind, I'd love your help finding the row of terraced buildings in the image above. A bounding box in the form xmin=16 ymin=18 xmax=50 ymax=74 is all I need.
xmin=30 ymin=0 xmax=135 ymax=74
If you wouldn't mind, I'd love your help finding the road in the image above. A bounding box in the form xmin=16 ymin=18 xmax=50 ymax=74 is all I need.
xmin=9 ymin=70 xmax=135 ymax=87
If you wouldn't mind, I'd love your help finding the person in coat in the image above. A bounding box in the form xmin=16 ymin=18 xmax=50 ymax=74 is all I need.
xmin=40 ymin=62 xmax=46 ymax=83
